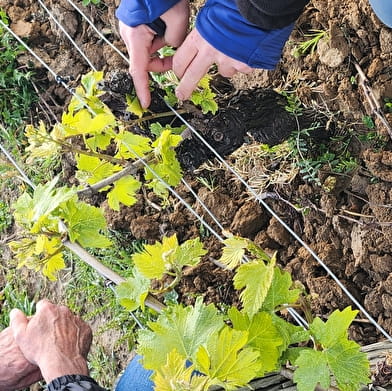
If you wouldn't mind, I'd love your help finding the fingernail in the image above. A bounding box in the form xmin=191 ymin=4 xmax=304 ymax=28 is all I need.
xmin=9 ymin=308 xmax=19 ymax=321
xmin=176 ymin=90 xmax=184 ymax=101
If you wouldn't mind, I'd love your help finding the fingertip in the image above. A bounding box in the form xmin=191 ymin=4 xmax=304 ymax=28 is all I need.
xmin=175 ymin=89 xmax=186 ymax=102
xmin=36 ymin=298 xmax=51 ymax=311
xmin=9 ymin=308 xmax=23 ymax=322
xmin=9 ymin=308 xmax=28 ymax=337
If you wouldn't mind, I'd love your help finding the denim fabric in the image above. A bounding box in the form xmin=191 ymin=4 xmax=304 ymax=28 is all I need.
xmin=369 ymin=0 xmax=392 ymax=27
xmin=115 ymin=355 xmax=154 ymax=391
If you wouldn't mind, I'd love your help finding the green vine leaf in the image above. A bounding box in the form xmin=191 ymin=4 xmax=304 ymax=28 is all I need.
xmin=144 ymin=130 xmax=183 ymax=199
xmin=137 ymin=297 xmax=224 ymax=369
xmin=294 ymin=308 xmax=370 ymax=391
xmin=261 ymin=265 xmax=301 ymax=312
xmin=115 ymin=128 xmax=152 ymax=160
xmin=76 ymin=154 xmax=122 ymax=187
xmin=59 ymin=197 xmax=111 ymax=248
xmin=271 ymin=314 xmax=310 ymax=354
xmin=195 ymin=326 xmax=261 ymax=390
xmin=234 ymin=258 xmax=275 ymax=317
xmin=116 ymin=269 xmax=151 ymax=311
xmin=228 ymin=308 xmax=283 ymax=374
xmin=310 ymin=307 xmax=358 ymax=347
xmin=293 ymin=349 xmax=331 ymax=391
xmin=150 ymin=123 xmax=186 ymax=138
xmin=173 ymin=237 xmax=207 ymax=269
xmin=12 ymin=177 xmax=75 ymax=234
xmin=85 ymin=133 xmax=112 ymax=152
xmin=190 ymin=75 xmax=218 ymax=115
xmin=107 ymin=175 xmax=141 ymax=211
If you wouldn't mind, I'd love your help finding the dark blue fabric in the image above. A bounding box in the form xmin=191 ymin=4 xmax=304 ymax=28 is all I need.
xmin=196 ymin=0 xmax=294 ymax=69
xmin=115 ymin=0 xmax=180 ymax=27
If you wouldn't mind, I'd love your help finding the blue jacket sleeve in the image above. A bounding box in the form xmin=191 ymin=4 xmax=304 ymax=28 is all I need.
xmin=116 ymin=0 xmax=180 ymax=27
xmin=196 ymin=0 xmax=294 ymax=69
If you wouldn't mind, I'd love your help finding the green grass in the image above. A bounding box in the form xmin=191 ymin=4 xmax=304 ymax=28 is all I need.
xmin=0 ymin=280 xmax=37 ymax=330
xmin=0 ymin=11 xmax=37 ymax=149
xmin=62 ymin=232 xmax=153 ymax=387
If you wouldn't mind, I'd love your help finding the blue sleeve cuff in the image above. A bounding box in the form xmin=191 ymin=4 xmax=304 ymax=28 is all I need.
xmin=196 ymin=0 xmax=294 ymax=69
xmin=116 ymin=0 xmax=180 ymax=27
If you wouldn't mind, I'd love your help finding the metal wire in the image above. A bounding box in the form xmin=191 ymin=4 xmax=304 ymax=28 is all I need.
xmin=0 ymin=142 xmax=36 ymax=189
xmin=63 ymin=0 xmax=130 ymax=64
xmin=2 ymin=12 xmax=391 ymax=341
xmin=38 ymin=0 xmax=97 ymax=71
xmin=163 ymin=100 xmax=392 ymax=342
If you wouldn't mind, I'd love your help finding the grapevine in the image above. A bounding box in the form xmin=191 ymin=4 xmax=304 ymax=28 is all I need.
xmin=8 ymin=70 xmax=372 ymax=391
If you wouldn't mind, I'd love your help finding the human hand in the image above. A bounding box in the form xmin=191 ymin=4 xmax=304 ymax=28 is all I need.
xmin=10 ymin=299 xmax=92 ymax=384
xmin=172 ymin=28 xmax=252 ymax=101
xmin=119 ymin=0 xmax=189 ymax=108
xmin=0 ymin=326 xmax=42 ymax=391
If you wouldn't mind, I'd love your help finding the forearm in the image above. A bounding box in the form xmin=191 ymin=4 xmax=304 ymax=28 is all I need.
xmin=116 ymin=0 xmax=181 ymax=26
xmin=39 ymin=355 xmax=89 ymax=384
xmin=236 ymin=0 xmax=310 ymax=29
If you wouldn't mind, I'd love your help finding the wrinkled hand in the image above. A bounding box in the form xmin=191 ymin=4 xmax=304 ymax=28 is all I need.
xmin=10 ymin=299 xmax=92 ymax=384
xmin=0 ymin=326 xmax=42 ymax=391
xmin=119 ymin=0 xmax=189 ymax=108
xmin=173 ymin=28 xmax=252 ymax=100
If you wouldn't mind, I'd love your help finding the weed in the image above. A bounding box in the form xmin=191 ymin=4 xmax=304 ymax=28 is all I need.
xmin=0 ymin=282 xmax=37 ymax=329
xmin=384 ymin=98 xmax=392 ymax=113
xmin=292 ymin=29 xmax=328 ymax=58
xmin=88 ymin=345 xmax=119 ymax=388
xmin=289 ymin=124 xmax=358 ymax=185
xmin=281 ymin=91 xmax=303 ymax=116
xmin=362 ymin=115 xmax=375 ymax=129
xmin=82 ymin=0 xmax=101 ymax=6
xmin=357 ymin=130 xmax=387 ymax=149
xmin=0 ymin=11 xmax=37 ymax=146
xmin=197 ymin=174 xmax=217 ymax=192
xmin=0 ymin=200 xmax=12 ymax=233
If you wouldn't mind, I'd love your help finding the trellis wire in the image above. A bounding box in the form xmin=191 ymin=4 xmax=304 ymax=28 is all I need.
xmin=56 ymin=0 xmax=311 ymax=328
xmin=2 ymin=10 xmax=391 ymax=341
xmin=164 ymin=101 xmax=392 ymax=341
xmin=37 ymin=0 xmax=97 ymax=71
xmin=0 ymin=142 xmax=36 ymax=189
xmin=64 ymin=0 xmax=130 ymax=64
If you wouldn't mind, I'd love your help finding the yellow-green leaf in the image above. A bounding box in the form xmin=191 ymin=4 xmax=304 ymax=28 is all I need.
xmin=234 ymin=258 xmax=275 ymax=317
xmin=133 ymin=235 xmax=179 ymax=279
xmin=195 ymin=327 xmax=261 ymax=390
xmin=153 ymin=349 xmax=208 ymax=391
xmin=126 ymin=94 xmax=147 ymax=118
xmin=107 ymin=175 xmax=141 ymax=211
xmin=115 ymin=128 xmax=152 ymax=160
xmin=219 ymin=236 xmax=249 ymax=269
xmin=76 ymin=154 xmax=122 ymax=186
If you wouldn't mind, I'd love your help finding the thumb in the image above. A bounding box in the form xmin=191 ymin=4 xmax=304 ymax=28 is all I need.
xmin=9 ymin=308 xmax=29 ymax=342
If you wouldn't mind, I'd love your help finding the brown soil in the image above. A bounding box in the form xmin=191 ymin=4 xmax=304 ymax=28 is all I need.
xmin=1 ymin=0 xmax=392 ymax=378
